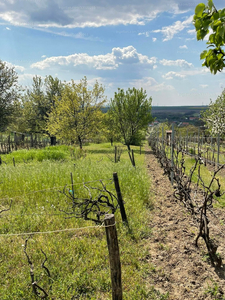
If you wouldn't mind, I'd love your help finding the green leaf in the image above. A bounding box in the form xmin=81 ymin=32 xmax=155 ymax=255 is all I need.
xmin=208 ymin=0 xmax=213 ymax=10
xmin=194 ymin=19 xmax=202 ymax=30
xmin=213 ymin=12 xmax=219 ymax=20
xmin=195 ymin=3 xmax=206 ymax=17
xmin=215 ymin=34 xmax=223 ymax=45
xmin=200 ymin=50 xmax=208 ymax=60
xmin=209 ymin=33 xmax=215 ymax=43
xmin=219 ymin=8 xmax=225 ymax=18
xmin=213 ymin=20 xmax=222 ymax=27
xmin=217 ymin=25 xmax=224 ymax=37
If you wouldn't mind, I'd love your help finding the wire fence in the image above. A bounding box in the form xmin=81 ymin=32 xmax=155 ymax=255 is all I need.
xmin=0 ymin=222 xmax=116 ymax=238
xmin=148 ymin=126 xmax=225 ymax=267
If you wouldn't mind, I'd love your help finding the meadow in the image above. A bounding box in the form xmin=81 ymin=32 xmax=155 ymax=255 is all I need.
xmin=0 ymin=143 xmax=167 ymax=299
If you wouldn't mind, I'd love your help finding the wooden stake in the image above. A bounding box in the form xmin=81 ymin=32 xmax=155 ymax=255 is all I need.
xmin=115 ymin=146 xmax=117 ymax=163
xmin=104 ymin=214 xmax=122 ymax=300
xmin=113 ymin=172 xmax=128 ymax=224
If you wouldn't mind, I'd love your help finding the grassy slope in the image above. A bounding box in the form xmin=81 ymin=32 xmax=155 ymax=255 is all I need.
xmin=0 ymin=143 xmax=167 ymax=299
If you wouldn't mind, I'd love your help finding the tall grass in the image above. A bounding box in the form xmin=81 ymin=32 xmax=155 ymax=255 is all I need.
xmin=0 ymin=144 xmax=166 ymax=299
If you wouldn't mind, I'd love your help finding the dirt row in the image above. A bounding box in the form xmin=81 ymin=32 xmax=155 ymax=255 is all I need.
xmin=145 ymin=148 xmax=225 ymax=300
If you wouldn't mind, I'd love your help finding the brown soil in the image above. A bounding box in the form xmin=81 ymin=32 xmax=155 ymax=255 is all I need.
xmin=145 ymin=147 xmax=225 ymax=300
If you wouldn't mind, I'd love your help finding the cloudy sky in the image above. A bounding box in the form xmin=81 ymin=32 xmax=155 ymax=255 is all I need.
xmin=0 ymin=0 xmax=224 ymax=106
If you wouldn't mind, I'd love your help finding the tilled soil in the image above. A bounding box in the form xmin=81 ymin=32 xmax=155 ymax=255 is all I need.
xmin=145 ymin=148 xmax=225 ymax=300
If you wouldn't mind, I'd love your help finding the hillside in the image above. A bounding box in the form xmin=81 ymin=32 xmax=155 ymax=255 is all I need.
xmin=151 ymin=106 xmax=208 ymax=126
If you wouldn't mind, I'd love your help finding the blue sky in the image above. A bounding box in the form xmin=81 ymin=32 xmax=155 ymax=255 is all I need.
xmin=0 ymin=0 xmax=224 ymax=106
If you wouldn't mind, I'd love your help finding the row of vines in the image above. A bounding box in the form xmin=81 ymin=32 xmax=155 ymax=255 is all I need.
xmin=148 ymin=125 xmax=225 ymax=267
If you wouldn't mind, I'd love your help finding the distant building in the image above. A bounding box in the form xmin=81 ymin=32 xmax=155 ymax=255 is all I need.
xmin=180 ymin=122 xmax=189 ymax=127
xmin=149 ymin=120 xmax=160 ymax=126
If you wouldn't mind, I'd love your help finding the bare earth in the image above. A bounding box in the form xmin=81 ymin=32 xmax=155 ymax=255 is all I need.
xmin=145 ymin=147 xmax=225 ymax=300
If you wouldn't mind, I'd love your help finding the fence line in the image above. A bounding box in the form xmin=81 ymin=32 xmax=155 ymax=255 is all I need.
xmin=0 ymin=178 xmax=114 ymax=202
xmin=0 ymin=222 xmax=116 ymax=237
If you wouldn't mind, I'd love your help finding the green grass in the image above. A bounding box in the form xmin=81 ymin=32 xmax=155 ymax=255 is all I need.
xmin=0 ymin=143 xmax=166 ymax=299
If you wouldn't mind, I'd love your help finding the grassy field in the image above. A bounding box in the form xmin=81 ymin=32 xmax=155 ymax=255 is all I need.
xmin=0 ymin=143 xmax=168 ymax=299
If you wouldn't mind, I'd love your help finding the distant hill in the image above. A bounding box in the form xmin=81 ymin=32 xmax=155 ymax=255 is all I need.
xmin=102 ymin=105 xmax=208 ymax=126
xmin=151 ymin=106 xmax=208 ymax=126
xmin=151 ymin=106 xmax=208 ymax=113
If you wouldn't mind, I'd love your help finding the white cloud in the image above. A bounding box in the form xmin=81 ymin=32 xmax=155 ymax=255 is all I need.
xmin=18 ymin=73 xmax=45 ymax=87
xmin=138 ymin=32 xmax=150 ymax=37
xmin=0 ymin=0 xmax=204 ymax=29
xmin=200 ymin=84 xmax=208 ymax=88
xmin=130 ymin=77 xmax=174 ymax=92
xmin=31 ymin=46 xmax=157 ymax=70
xmin=152 ymin=37 xmax=157 ymax=42
xmin=153 ymin=15 xmax=193 ymax=41
xmin=6 ymin=27 xmax=10 ymax=30
xmin=160 ymin=59 xmax=193 ymax=68
xmin=162 ymin=67 xmax=210 ymax=80
xmin=162 ymin=71 xmax=186 ymax=80
xmin=41 ymin=55 xmax=46 ymax=58
xmin=187 ymin=29 xmax=195 ymax=35
xmin=36 ymin=28 xmax=101 ymax=41
xmin=0 ymin=0 xmax=161 ymax=28
xmin=179 ymin=45 xmax=187 ymax=49
xmin=5 ymin=61 xmax=25 ymax=72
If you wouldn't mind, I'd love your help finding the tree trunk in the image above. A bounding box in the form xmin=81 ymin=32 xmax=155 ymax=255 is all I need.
xmin=78 ymin=136 xmax=83 ymax=149
xmin=126 ymin=144 xmax=131 ymax=151
xmin=50 ymin=136 xmax=57 ymax=146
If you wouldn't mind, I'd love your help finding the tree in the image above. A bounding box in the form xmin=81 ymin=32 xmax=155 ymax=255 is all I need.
xmin=0 ymin=60 xmax=19 ymax=131
xmin=201 ymin=89 xmax=225 ymax=136
xmin=103 ymin=111 xmax=122 ymax=145
xmin=44 ymin=75 xmax=64 ymax=145
xmin=47 ymin=77 xmax=106 ymax=149
xmin=23 ymin=75 xmax=46 ymax=134
xmin=109 ymin=87 xmax=153 ymax=150
xmin=193 ymin=0 xmax=225 ymax=74
xmin=22 ymin=75 xmax=63 ymax=144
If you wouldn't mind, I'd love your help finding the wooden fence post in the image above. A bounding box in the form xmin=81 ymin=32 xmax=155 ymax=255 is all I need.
xmin=198 ymin=127 xmax=200 ymax=155
xmin=8 ymin=135 xmax=11 ymax=153
xmin=171 ymin=123 xmax=174 ymax=185
xmin=162 ymin=126 xmax=164 ymax=155
xmin=217 ymin=134 xmax=220 ymax=167
xmin=115 ymin=146 xmax=117 ymax=163
xmin=113 ymin=172 xmax=128 ymax=224
xmin=104 ymin=214 xmax=123 ymax=300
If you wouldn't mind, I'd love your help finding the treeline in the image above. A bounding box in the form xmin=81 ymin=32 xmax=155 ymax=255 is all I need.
xmin=0 ymin=60 xmax=153 ymax=149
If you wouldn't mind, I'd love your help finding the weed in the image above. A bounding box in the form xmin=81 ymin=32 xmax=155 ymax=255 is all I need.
xmin=204 ymin=280 xmax=225 ymax=299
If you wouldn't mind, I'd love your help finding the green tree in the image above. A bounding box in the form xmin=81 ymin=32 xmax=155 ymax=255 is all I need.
xmin=109 ymin=87 xmax=153 ymax=150
xmin=23 ymin=75 xmax=46 ymax=134
xmin=22 ymin=75 xmax=63 ymax=144
xmin=47 ymin=77 xmax=106 ymax=148
xmin=201 ymin=89 xmax=225 ymax=136
xmin=103 ymin=111 xmax=122 ymax=145
xmin=0 ymin=60 xmax=19 ymax=131
xmin=44 ymin=75 xmax=64 ymax=145
xmin=193 ymin=0 xmax=225 ymax=74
